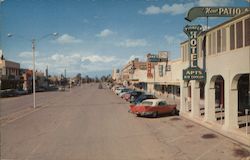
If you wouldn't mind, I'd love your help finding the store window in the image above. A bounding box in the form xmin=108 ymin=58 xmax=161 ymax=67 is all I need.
xmin=230 ymin=24 xmax=235 ymax=50
xmin=236 ymin=21 xmax=243 ymax=48
xmin=245 ymin=17 xmax=250 ymax=46
xmin=217 ymin=29 xmax=221 ymax=53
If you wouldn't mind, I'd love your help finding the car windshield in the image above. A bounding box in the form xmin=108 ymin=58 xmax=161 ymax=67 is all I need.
xmin=140 ymin=101 xmax=154 ymax=106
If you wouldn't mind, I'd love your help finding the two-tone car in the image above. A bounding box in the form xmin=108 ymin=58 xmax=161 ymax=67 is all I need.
xmin=129 ymin=99 xmax=177 ymax=118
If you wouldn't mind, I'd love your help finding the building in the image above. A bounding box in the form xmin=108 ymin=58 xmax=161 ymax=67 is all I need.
xmin=0 ymin=50 xmax=20 ymax=80
xmin=179 ymin=11 xmax=250 ymax=144
xmin=112 ymin=68 xmax=121 ymax=82
xmin=0 ymin=50 xmax=21 ymax=89
xmin=115 ymin=11 xmax=250 ymax=144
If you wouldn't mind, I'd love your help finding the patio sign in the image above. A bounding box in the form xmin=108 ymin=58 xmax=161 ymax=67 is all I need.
xmin=185 ymin=7 xmax=250 ymax=22
xmin=183 ymin=25 xmax=206 ymax=81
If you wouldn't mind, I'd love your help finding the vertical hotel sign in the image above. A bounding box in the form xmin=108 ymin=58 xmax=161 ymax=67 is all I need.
xmin=147 ymin=62 xmax=153 ymax=78
xmin=183 ymin=25 xmax=206 ymax=81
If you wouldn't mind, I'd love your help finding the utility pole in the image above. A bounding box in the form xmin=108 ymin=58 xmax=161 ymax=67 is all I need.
xmin=32 ymin=39 xmax=36 ymax=109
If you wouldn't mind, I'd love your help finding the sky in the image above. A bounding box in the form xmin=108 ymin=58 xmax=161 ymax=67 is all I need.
xmin=0 ymin=0 xmax=249 ymax=77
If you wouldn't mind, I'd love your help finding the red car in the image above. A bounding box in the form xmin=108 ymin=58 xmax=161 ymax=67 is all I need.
xmin=130 ymin=99 xmax=177 ymax=118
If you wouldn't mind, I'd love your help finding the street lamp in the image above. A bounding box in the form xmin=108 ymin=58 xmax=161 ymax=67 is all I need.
xmin=8 ymin=32 xmax=58 ymax=109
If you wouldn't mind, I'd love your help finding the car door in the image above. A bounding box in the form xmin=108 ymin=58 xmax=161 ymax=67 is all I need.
xmin=158 ymin=101 xmax=169 ymax=114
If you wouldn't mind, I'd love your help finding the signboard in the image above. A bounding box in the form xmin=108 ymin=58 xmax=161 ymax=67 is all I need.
xmin=183 ymin=67 xmax=206 ymax=81
xmin=147 ymin=53 xmax=168 ymax=62
xmin=183 ymin=25 xmax=206 ymax=81
xmin=185 ymin=7 xmax=250 ymax=22
xmin=147 ymin=62 xmax=153 ymax=78
xmin=139 ymin=64 xmax=147 ymax=70
xmin=183 ymin=25 xmax=203 ymax=68
xmin=158 ymin=51 xmax=169 ymax=59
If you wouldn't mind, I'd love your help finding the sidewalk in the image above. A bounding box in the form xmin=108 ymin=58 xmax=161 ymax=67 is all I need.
xmin=155 ymin=93 xmax=250 ymax=147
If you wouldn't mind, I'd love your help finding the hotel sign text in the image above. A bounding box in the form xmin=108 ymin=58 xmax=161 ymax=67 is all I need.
xmin=183 ymin=25 xmax=206 ymax=81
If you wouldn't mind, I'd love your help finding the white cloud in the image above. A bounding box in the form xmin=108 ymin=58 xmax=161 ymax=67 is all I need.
xmin=162 ymin=3 xmax=194 ymax=15
xmin=96 ymin=29 xmax=114 ymax=37
xmin=19 ymin=51 xmax=41 ymax=58
xmin=140 ymin=0 xmax=234 ymax=15
xmin=19 ymin=51 xmax=32 ymax=58
xmin=139 ymin=3 xmax=194 ymax=15
xmin=198 ymin=0 xmax=232 ymax=6
xmin=139 ymin=5 xmax=162 ymax=15
xmin=126 ymin=55 xmax=146 ymax=63
xmin=119 ymin=39 xmax=148 ymax=47
xmin=55 ymin=34 xmax=82 ymax=44
xmin=19 ymin=52 xmax=126 ymax=76
xmin=81 ymin=55 xmax=115 ymax=63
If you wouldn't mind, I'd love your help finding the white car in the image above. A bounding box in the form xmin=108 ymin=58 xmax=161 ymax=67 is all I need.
xmin=115 ymin=87 xmax=125 ymax=95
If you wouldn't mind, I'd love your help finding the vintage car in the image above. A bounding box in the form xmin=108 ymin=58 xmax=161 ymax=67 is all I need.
xmin=123 ymin=90 xmax=144 ymax=101
xmin=129 ymin=99 xmax=177 ymax=117
xmin=131 ymin=93 xmax=157 ymax=104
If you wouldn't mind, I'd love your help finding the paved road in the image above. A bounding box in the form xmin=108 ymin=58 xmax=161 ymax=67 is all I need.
xmin=1 ymin=83 xmax=249 ymax=160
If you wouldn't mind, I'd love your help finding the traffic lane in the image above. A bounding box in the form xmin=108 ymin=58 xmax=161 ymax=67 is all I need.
xmin=0 ymin=85 xmax=89 ymax=117
xmin=1 ymin=84 xmax=97 ymax=160
xmin=1 ymin=84 xmax=250 ymax=160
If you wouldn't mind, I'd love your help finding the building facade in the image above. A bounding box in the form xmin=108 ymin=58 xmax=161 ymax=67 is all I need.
xmin=0 ymin=50 xmax=21 ymax=89
xmin=116 ymin=12 xmax=249 ymax=144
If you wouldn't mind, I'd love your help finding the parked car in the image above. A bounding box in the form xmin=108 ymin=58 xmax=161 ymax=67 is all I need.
xmin=131 ymin=93 xmax=157 ymax=104
xmin=118 ymin=88 xmax=131 ymax=97
xmin=124 ymin=90 xmax=144 ymax=101
xmin=129 ymin=99 xmax=177 ymax=117
xmin=58 ymin=86 xmax=65 ymax=91
xmin=15 ymin=89 xmax=28 ymax=95
xmin=112 ymin=85 xmax=121 ymax=92
xmin=0 ymin=89 xmax=18 ymax=97
xmin=115 ymin=87 xmax=125 ymax=95
xmin=98 ymin=83 xmax=103 ymax=89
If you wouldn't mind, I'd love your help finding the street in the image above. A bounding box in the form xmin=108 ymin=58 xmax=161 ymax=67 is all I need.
xmin=0 ymin=83 xmax=249 ymax=160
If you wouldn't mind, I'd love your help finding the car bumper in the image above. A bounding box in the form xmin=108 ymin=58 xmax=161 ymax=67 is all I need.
xmin=135 ymin=112 xmax=154 ymax=116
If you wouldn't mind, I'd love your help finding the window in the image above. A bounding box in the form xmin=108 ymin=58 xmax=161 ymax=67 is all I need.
xmin=221 ymin=28 xmax=226 ymax=52
xmin=181 ymin=46 xmax=184 ymax=62
xmin=212 ymin=32 xmax=216 ymax=54
xmin=141 ymin=101 xmax=153 ymax=106
xmin=217 ymin=29 xmax=221 ymax=53
xmin=236 ymin=21 xmax=243 ymax=48
xmin=230 ymin=24 xmax=235 ymax=50
xmin=158 ymin=65 xmax=163 ymax=77
xmin=208 ymin=34 xmax=211 ymax=55
xmin=245 ymin=17 xmax=250 ymax=46
xmin=158 ymin=101 xmax=167 ymax=106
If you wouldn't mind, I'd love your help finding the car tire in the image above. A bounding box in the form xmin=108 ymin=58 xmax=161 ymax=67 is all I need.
xmin=152 ymin=112 xmax=158 ymax=118
xmin=171 ymin=109 xmax=177 ymax=116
